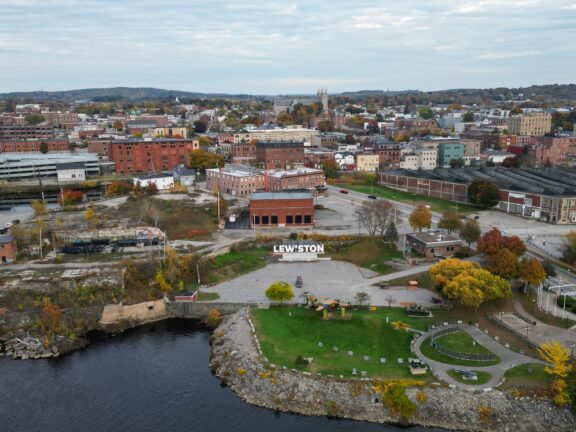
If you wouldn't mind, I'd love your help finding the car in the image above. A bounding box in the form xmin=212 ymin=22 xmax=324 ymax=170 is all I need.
xmin=339 ymin=189 xmax=349 ymax=194
xmin=4 ymin=222 xmax=13 ymax=229
xmin=367 ymin=195 xmax=377 ymax=200
xmin=11 ymin=219 xmax=20 ymax=225
xmin=295 ymin=275 xmax=303 ymax=288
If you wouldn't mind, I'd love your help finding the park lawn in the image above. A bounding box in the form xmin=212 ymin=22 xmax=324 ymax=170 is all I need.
xmin=447 ymin=370 xmax=492 ymax=385
xmin=336 ymin=183 xmax=478 ymax=214
xmin=420 ymin=336 xmax=501 ymax=366
xmin=207 ymin=247 xmax=269 ymax=284
xmin=328 ymin=239 xmax=404 ymax=274
xmin=435 ymin=331 xmax=494 ymax=355
xmin=500 ymin=364 xmax=553 ymax=390
xmin=196 ymin=291 xmax=220 ymax=301
xmin=252 ymin=306 xmax=431 ymax=379
xmin=387 ymin=272 xmax=434 ymax=290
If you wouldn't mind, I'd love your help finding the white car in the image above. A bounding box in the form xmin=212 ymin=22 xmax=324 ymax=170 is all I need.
xmin=4 ymin=222 xmax=13 ymax=229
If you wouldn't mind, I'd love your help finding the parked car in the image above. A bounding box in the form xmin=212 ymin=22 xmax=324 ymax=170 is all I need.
xmin=11 ymin=219 xmax=20 ymax=225
xmin=4 ymin=222 xmax=13 ymax=229
xmin=339 ymin=189 xmax=349 ymax=194
xmin=367 ymin=195 xmax=377 ymax=200
xmin=295 ymin=275 xmax=303 ymax=288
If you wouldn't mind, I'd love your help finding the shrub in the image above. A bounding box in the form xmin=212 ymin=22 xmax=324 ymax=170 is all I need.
xmin=478 ymin=405 xmax=492 ymax=424
xmin=206 ymin=308 xmax=221 ymax=328
xmin=295 ymin=355 xmax=309 ymax=366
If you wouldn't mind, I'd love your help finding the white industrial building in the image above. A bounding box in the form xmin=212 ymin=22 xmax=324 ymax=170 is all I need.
xmin=0 ymin=152 xmax=102 ymax=181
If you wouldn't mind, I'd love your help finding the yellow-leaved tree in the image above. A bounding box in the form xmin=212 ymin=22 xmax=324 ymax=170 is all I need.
xmin=408 ymin=204 xmax=432 ymax=232
xmin=538 ymin=340 xmax=573 ymax=406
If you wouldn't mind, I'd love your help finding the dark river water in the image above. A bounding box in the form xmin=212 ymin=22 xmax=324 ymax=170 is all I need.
xmin=0 ymin=319 xmax=443 ymax=432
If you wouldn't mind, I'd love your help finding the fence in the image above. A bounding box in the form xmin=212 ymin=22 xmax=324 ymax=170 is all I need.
xmin=429 ymin=326 xmax=498 ymax=362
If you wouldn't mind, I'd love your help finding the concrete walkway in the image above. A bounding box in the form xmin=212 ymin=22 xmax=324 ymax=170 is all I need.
xmin=413 ymin=324 xmax=545 ymax=391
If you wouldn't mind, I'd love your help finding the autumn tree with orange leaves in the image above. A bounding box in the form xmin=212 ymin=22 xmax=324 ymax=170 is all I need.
xmin=40 ymin=297 xmax=62 ymax=347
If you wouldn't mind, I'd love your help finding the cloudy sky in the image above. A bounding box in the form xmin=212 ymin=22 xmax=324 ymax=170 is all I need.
xmin=0 ymin=0 xmax=575 ymax=94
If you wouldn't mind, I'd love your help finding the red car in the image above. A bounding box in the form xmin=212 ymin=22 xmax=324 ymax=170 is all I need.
xmin=339 ymin=189 xmax=349 ymax=194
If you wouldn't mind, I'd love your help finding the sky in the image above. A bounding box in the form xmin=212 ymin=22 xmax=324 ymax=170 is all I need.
xmin=0 ymin=0 xmax=575 ymax=95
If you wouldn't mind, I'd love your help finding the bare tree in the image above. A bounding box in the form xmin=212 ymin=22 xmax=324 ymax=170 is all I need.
xmin=385 ymin=295 xmax=394 ymax=309
xmin=354 ymin=291 xmax=370 ymax=308
xmin=356 ymin=200 xmax=395 ymax=239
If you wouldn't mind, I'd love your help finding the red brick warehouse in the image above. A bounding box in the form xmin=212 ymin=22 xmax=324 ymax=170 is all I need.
xmin=249 ymin=191 xmax=314 ymax=228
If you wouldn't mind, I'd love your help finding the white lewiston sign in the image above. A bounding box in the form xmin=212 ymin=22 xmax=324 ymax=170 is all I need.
xmin=273 ymin=244 xmax=325 ymax=254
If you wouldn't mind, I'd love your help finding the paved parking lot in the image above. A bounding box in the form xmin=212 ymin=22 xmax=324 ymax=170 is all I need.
xmin=206 ymin=260 xmax=436 ymax=306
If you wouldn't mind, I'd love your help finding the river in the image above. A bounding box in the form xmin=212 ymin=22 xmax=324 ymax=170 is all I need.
xmin=0 ymin=319 xmax=442 ymax=432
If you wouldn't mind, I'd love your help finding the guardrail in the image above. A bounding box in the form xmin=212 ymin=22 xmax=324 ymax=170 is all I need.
xmin=429 ymin=326 xmax=498 ymax=362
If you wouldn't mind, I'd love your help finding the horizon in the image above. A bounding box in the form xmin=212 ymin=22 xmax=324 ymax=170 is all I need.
xmin=1 ymin=0 xmax=575 ymax=94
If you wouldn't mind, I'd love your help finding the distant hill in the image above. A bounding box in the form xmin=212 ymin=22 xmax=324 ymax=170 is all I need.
xmin=0 ymin=87 xmax=257 ymax=102
xmin=0 ymin=84 xmax=575 ymax=104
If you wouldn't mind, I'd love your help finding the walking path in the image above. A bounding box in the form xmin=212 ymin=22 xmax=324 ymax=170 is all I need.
xmin=413 ymin=324 xmax=545 ymax=391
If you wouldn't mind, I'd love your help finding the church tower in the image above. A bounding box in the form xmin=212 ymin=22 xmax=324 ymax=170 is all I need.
xmin=317 ymin=87 xmax=328 ymax=112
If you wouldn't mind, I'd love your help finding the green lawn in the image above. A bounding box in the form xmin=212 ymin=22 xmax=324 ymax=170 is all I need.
xmin=501 ymin=364 xmax=553 ymax=390
xmin=519 ymin=292 xmax=575 ymax=329
xmin=207 ymin=247 xmax=269 ymax=284
xmin=336 ymin=183 xmax=478 ymax=214
xmin=197 ymin=291 xmax=220 ymax=301
xmin=328 ymin=239 xmax=404 ymax=274
xmin=388 ymin=272 xmax=434 ymax=290
xmin=447 ymin=370 xmax=492 ymax=385
xmin=252 ymin=306 xmax=434 ymax=378
xmin=420 ymin=336 xmax=501 ymax=366
xmin=435 ymin=331 xmax=494 ymax=355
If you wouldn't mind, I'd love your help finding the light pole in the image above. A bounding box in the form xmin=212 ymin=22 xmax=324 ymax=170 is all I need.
xmin=532 ymin=299 xmax=535 ymax=313
xmin=571 ymin=343 xmax=575 ymax=358
xmin=500 ymin=311 xmax=503 ymax=322
xmin=524 ymin=326 xmax=530 ymax=339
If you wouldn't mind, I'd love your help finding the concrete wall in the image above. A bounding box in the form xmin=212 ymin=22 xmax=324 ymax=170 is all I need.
xmin=100 ymin=299 xmax=166 ymax=324
xmin=167 ymin=302 xmax=252 ymax=319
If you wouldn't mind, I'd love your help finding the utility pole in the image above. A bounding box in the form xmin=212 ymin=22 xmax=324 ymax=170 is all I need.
xmin=38 ymin=221 xmax=43 ymax=261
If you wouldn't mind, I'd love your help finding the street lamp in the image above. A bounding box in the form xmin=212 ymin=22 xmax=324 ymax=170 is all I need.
xmin=524 ymin=326 xmax=530 ymax=339
xmin=572 ymin=343 xmax=575 ymax=358
xmin=532 ymin=299 xmax=535 ymax=313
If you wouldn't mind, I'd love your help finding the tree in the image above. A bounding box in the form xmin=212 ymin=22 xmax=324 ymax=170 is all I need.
xmin=112 ymin=119 xmax=123 ymax=130
xmin=429 ymin=258 xmax=478 ymax=288
xmin=418 ymin=106 xmax=434 ymax=119
xmin=462 ymin=112 xmax=474 ymax=122
xmin=542 ymin=259 xmax=557 ymax=277
xmin=85 ymin=204 xmax=97 ymax=229
xmin=317 ymin=120 xmax=334 ymax=132
xmin=384 ymin=222 xmax=399 ymax=244
xmin=438 ymin=209 xmax=462 ymax=234
xmin=193 ymin=120 xmax=208 ymax=133
xmin=40 ymin=297 xmax=62 ymax=347
xmin=189 ymin=149 xmax=225 ymax=174
xmin=485 ymin=248 xmax=519 ymax=279
xmin=265 ymin=281 xmax=294 ymax=304
xmin=477 ymin=227 xmax=503 ymax=255
xmin=25 ymin=113 xmax=46 ymax=125
xmin=344 ymin=134 xmax=355 ymax=144
xmin=518 ymin=257 xmax=546 ymax=290
xmin=385 ymin=295 xmax=394 ymax=308
xmin=460 ymin=219 xmax=481 ymax=247
xmin=409 ymin=204 xmax=432 ymax=232
xmin=356 ymin=200 xmax=394 ymax=239
xmin=467 ymin=179 xmax=500 ymax=208
xmin=449 ymin=158 xmax=465 ymax=168
xmin=562 ymin=231 xmax=576 ymax=266
xmin=155 ymin=270 xmax=172 ymax=293
xmin=39 ymin=141 xmax=49 ymax=154
xmin=198 ymin=136 xmax=212 ymax=147
xmin=502 ymin=235 xmax=526 ymax=256
xmin=502 ymin=157 xmax=519 ymax=168
xmin=539 ymin=340 xmax=572 ymax=378
xmin=354 ymin=291 xmax=370 ymax=307
xmin=321 ymin=159 xmax=340 ymax=179
xmin=31 ymin=199 xmax=47 ymax=217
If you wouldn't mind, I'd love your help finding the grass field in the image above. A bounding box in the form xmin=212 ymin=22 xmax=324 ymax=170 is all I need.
xmin=420 ymin=336 xmax=501 ymax=366
xmin=197 ymin=291 xmax=220 ymax=301
xmin=501 ymin=364 xmax=553 ymax=390
xmin=447 ymin=370 xmax=492 ymax=385
xmin=335 ymin=183 xmax=478 ymax=214
xmin=388 ymin=272 xmax=434 ymax=289
xmin=520 ymin=292 xmax=576 ymax=329
xmin=328 ymin=239 xmax=404 ymax=274
xmin=252 ymin=306 xmax=436 ymax=378
xmin=207 ymin=247 xmax=269 ymax=284
xmin=434 ymin=331 xmax=494 ymax=356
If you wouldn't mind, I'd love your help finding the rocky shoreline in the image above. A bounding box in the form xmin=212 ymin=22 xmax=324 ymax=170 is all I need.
xmin=210 ymin=308 xmax=576 ymax=432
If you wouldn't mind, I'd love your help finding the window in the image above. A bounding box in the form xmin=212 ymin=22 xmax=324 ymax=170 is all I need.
xmin=295 ymin=215 xmax=302 ymax=224
xmin=286 ymin=215 xmax=293 ymax=224
xmin=262 ymin=216 xmax=269 ymax=225
xmin=304 ymin=215 xmax=312 ymax=224
xmin=254 ymin=216 xmax=260 ymax=225
xmin=271 ymin=216 xmax=278 ymax=224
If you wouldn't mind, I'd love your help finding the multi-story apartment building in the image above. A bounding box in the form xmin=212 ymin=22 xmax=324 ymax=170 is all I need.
xmin=234 ymin=127 xmax=318 ymax=144
xmin=527 ymin=136 xmax=576 ymax=167
xmin=256 ymin=141 xmax=305 ymax=169
xmin=356 ymin=154 xmax=380 ymax=172
xmin=41 ymin=112 xmax=79 ymax=128
xmin=267 ymin=168 xmax=325 ymax=192
xmin=108 ymin=138 xmax=199 ymax=174
xmin=438 ymin=142 xmax=464 ymax=166
xmin=376 ymin=144 xmax=402 ymax=169
xmin=0 ymin=139 xmax=70 ymax=153
xmin=399 ymin=149 xmax=437 ymax=170
xmin=0 ymin=125 xmax=55 ymax=140
xmin=206 ymin=165 xmax=265 ymax=197
xmin=508 ymin=114 xmax=552 ymax=136
xmin=231 ymin=143 xmax=257 ymax=164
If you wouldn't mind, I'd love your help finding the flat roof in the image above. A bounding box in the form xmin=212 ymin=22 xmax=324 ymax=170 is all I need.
xmin=0 ymin=235 xmax=15 ymax=244
xmin=250 ymin=191 xmax=313 ymax=200
xmin=57 ymin=162 xmax=86 ymax=170
xmin=267 ymin=167 xmax=323 ymax=178
xmin=407 ymin=231 xmax=462 ymax=245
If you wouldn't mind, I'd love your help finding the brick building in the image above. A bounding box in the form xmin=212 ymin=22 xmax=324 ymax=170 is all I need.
xmin=0 ymin=235 xmax=16 ymax=264
xmin=0 ymin=139 xmax=70 ymax=153
xmin=256 ymin=141 xmax=305 ymax=169
xmin=108 ymin=138 xmax=199 ymax=174
xmin=303 ymin=148 xmax=336 ymax=169
xmin=528 ymin=136 xmax=576 ymax=167
xmin=249 ymin=191 xmax=314 ymax=228
xmin=376 ymin=144 xmax=402 ymax=169
xmin=41 ymin=112 xmax=79 ymax=128
xmin=0 ymin=125 xmax=55 ymax=140
xmin=267 ymin=168 xmax=325 ymax=192
xmin=87 ymin=139 xmax=111 ymax=159
xmin=406 ymin=231 xmax=462 ymax=261
xmin=206 ymin=165 xmax=265 ymax=197
xmin=231 ymin=143 xmax=257 ymax=164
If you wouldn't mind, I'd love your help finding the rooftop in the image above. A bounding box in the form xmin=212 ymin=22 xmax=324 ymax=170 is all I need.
xmin=407 ymin=231 xmax=462 ymax=245
xmin=0 ymin=235 xmax=15 ymax=244
xmin=250 ymin=191 xmax=313 ymax=201
xmin=56 ymin=162 xmax=86 ymax=170
xmin=136 ymin=172 xmax=174 ymax=180
xmin=256 ymin=141 xmax=305 ymax=148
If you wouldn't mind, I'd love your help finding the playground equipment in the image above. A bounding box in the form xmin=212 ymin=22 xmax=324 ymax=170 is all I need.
xmin=304 ymin=292 xmax=350 ymax=311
